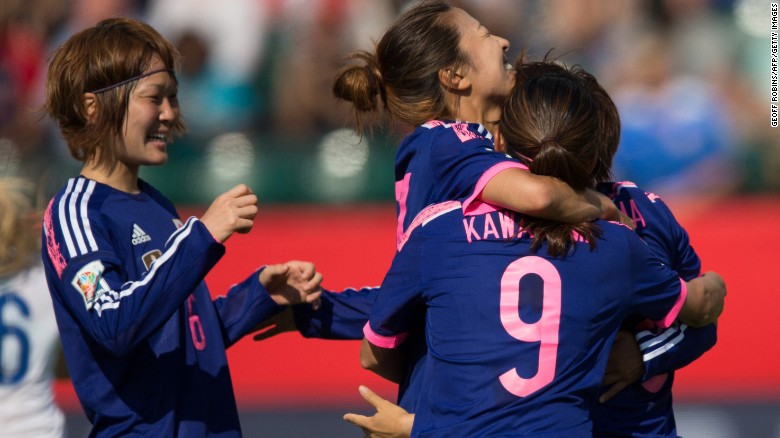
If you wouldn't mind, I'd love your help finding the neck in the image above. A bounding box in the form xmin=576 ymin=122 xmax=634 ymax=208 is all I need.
xmin=454 ymin=98 xmax=503 ymax=137
xmin=81 ymin=161 xmax=140 ymax=194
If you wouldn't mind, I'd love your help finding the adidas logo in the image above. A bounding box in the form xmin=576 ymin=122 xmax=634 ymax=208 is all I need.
xmin=131 ymin=224 xmax=152 ymax=245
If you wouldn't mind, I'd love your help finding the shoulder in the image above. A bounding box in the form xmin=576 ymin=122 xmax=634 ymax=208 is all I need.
xmin=600 ymin=181 xmax=666 ymax=206
xmin=596 ymin=219 xmax=645 ymax=250
xmin=397 ymin=201 xmax=462 ymax=251
xmin=139 ymin=179 xmax=178 ymax=216
xmin=418 ymin=120 xmax=493 ymax=147
xmin=47 ymin=177 xmax=111 ymax=226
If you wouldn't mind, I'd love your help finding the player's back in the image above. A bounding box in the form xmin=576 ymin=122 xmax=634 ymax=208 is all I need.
xmin=408 ymin=204 xmax=683 ymax=437
xmin=394 ymin=120 xmax=523 ymax=244
xmin=0 ymin=264 xmax=65 ymax=438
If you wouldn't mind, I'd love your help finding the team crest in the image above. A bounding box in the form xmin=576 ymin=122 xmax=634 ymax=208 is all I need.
xmin=71 ymin=260 xmax=110 ymax=309
xmin=142 ymin=250 xmax=163 ymax=271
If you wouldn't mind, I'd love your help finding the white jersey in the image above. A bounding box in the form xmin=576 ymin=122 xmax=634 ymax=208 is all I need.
xmin=0 ymin=263 xmax=65 ymax=438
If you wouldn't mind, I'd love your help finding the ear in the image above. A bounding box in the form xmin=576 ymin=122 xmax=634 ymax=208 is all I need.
xmin=83 ymin=93 xmax=97 ymax=121
xmin=438 ymin=67 xmax=470 ymax=91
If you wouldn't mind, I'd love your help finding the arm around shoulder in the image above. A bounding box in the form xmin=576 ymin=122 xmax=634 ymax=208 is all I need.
xmin=482 ymin=168 xmax=604 ymax=223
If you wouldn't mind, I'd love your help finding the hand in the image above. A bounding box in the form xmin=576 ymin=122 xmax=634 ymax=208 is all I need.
xmin=596 ymin=192 xmax=635 ymax=229
xmin=600 ymin=330 xmax=644 ymax=403
xmin=615 ymin=210 xmax=636 ymax=230
xmin=343 ymin=386 xmax=414 ymax=438
xmin=259 ymin=261 xmax=322 ymax=307
xmin=701 ymin=271 xmax=726 ymax=319
xmin=252 ymin=307 xmax=297 ymax=341
xmin=200 ymin=184 xmax=258 ymax=243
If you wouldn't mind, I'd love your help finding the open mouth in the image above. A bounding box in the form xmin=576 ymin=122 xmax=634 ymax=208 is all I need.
xmin=147 ymin=133 xmax=167 ymax=143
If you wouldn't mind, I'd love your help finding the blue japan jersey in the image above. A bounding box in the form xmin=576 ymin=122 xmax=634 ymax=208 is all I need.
xmin=394 ymin=120 xmax=526 ymax=246
xmin=365 ymin=202 xmax=688 ymax=438
xmin=395 ymin=120 xmax=526 ymax=407
xmin=592 ymin=182 xmax=717 ymax=438
xmin=296 ymin=120 xmax=526 ymax=409
xmin=41 ymin=177 xmax=282 ymax=437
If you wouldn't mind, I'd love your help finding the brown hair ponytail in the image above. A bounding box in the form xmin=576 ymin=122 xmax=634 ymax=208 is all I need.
xmin=500 ymin=55 xmax=610 ymax=256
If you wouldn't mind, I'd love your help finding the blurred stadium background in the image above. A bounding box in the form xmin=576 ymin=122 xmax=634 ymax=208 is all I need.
xmin=2 ymin=0 xmax=778 ymax=436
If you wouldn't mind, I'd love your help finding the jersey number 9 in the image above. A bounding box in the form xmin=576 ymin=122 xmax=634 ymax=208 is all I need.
xmin=499 ymin=256 xmax=561 ymax=397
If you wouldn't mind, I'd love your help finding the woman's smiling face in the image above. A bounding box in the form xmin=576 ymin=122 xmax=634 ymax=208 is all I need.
xmin=119 ymin=55 xmax=180 ymax=170
xmin=452 ymin=7 xmax=515 ymax=107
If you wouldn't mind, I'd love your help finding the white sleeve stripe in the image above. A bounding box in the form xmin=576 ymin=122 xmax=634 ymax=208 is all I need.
xmin=59 ymin=178 xmax=78 ymax=258
xmin=636 ymin=329 xmax=673 ymax=350
xmin=68 ymin=178 xmax=89 ymax=255
xmin=636 ymin=324 xmax=678 ymax=349
xmin=81 ymin=180 xmax=99 ymax=252
xmin=165 ymin=216 xmax=197 ymax=246
xmin=642 ymin=329 xmax=686 ymax=362
xmin=92 ymin=217 xmax=198 ymax=317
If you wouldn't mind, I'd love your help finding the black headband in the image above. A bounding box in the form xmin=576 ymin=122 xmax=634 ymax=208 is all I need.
xmin=89 ymin=68 xmax=174 ymax=94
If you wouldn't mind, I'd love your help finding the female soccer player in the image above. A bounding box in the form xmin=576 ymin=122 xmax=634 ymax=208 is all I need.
xmin=359 ymin=55 xmax=726 ymax=437
xmin=340 ymin=56 xmax=721 ymax=438
xmin=332 ymin=0 xmax=623 ymax=246
xmin=321 ymin=0 xmax=624 ymax=414
xmin=41 ymin=17 xmax=322 ymax=437
xmin=555 ymin=61 xmax=719 ymax=438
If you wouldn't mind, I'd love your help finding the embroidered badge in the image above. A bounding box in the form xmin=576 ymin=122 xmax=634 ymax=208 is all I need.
xmin=142 ymin=250 xmax=163 ymax=271
xmin=71 ymin=260 xmax=109 ymax=309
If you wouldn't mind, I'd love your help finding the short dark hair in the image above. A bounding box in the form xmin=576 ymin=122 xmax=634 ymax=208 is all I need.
xmin=44 ymin=17 xmax=185 ymax=171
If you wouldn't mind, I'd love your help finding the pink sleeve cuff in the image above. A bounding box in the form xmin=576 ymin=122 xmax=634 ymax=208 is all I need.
xmin=363 ymin=322 xmax=408 ymax=349
xmin=463 ymin=162 xmax=529 ymax=216
xmin=655 ymin=278 xmax=688 ymax=329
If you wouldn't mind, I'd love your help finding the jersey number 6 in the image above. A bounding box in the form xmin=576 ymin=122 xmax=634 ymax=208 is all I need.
xmin=499 ymin=256 xmax=561 ymax=397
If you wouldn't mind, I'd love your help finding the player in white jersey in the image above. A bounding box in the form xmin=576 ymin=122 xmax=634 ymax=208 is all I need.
xmin=0 ymin=178 xmax=65 ymax=438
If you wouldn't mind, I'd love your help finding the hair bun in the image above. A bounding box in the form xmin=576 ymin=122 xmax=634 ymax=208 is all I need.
xmin=364 ymin=65 xmax=380 ymax=96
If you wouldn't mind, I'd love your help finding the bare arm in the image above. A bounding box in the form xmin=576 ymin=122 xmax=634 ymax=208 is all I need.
xmin=360 ymin=338 xmax=404 ymax=384
xmin=482 ymin=168 xmax=620 ymax=223
xmin=678 ymin=271 xmax=726 ymax=327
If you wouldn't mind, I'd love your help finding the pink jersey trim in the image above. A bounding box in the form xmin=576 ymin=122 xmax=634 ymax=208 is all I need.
xmin=656 ymin=278 xmax=687 ymax=329
xmin=397 ymin=200 xmax=461 ymax=251
xmin=642 ymin=373 xmax=668 ymax=393
xmin=43 ymin=199 xmax=67 ymax=278
xmin=462 ymin=162 xmax=529 ymax=216
xmin=395 ymin=173 xmax=412 ymax=245
xmin=363 ymin=322 xmax=408 ymax=349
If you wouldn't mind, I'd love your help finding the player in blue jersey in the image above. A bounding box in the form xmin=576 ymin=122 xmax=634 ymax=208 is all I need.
xmin=332 ymin=0 xmax=627 ymax=245
xmin=330 ymin=0 xmax=630 ymax=417
xmin=41 ymin=18 xmax=322 ymax=437
xmin=572 ymin=59 xmax=718 ymax=436
xmin=358 ymin=54 xmax=727 ymax=436
xmin=275 ymin=56 xmax=722 ymax=436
